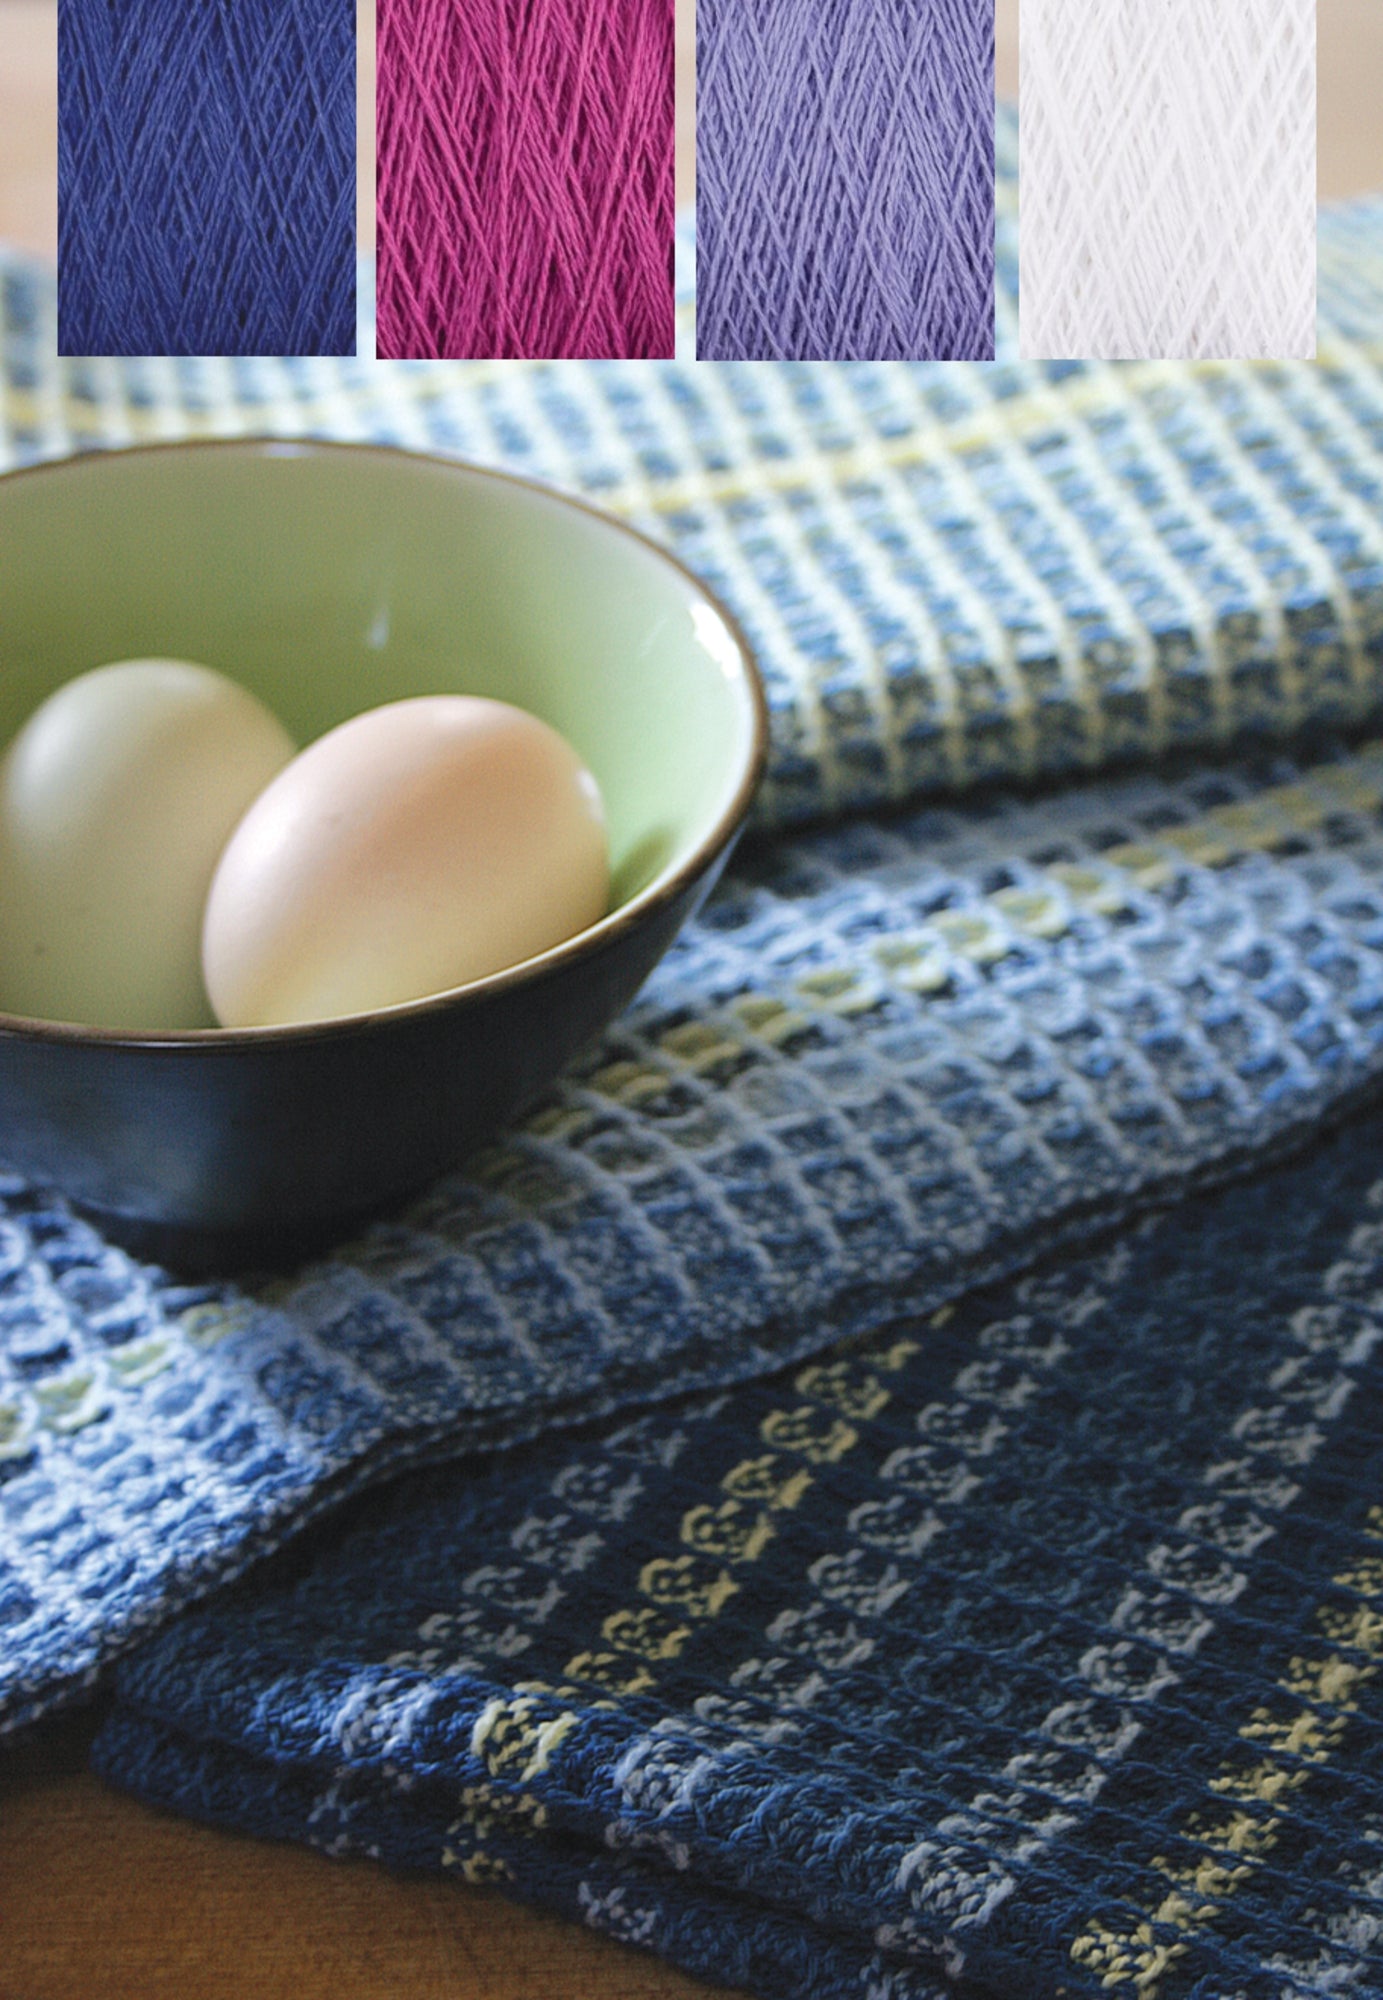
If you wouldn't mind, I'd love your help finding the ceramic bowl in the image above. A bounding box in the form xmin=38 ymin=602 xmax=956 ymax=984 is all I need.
xmin=0 ymin=440 xmax=766 ymax=1270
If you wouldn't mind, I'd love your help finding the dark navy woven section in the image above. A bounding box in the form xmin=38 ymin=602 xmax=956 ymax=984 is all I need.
xmin=12 ymin=743 xmax=1383 ymax=1735
xmin=97 ymin=1115 xmax=1383 ymax=2000
xmin=58 ymin=0 xmax=355 ymax=356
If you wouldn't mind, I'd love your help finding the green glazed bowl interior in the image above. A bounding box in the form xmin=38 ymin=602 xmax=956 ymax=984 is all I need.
xmin=0 ymin=440 xmax=764 ymax=1035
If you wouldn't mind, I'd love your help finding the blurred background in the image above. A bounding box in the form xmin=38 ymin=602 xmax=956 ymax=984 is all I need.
xmin=3 ymin=0 xmax=1381 ymax=263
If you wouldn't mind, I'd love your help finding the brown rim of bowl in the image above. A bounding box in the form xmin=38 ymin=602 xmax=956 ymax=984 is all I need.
xmin=0 ymin=435 xmax=771 ymax=1050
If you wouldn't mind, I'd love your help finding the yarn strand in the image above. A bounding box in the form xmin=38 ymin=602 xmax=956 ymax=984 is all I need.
xmin=58 ymin=0 xmax=356 ymax=358
xmin=1020 ymin=0 xmax=1316 ymax=359
xmin=376 ymin=0 xmax=675 ymax=360
xmin=697 ymin=0 xmax=995 ymax=361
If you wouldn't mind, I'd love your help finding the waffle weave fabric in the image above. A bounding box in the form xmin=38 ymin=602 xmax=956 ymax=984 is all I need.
xmin=10 ymin=739 xmax=1383 ymax=1743
xmin=97 ymin=1116 xmax=1383 ymax=2000
xmin=11 ymin=119 xmax=1383 ymax=2000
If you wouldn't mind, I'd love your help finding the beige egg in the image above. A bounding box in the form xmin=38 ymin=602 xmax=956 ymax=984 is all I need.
xmin=0 ymin=659 xmax=296 ymax=1030
xmin=203 ymin=695 xmax=610 ymax=1029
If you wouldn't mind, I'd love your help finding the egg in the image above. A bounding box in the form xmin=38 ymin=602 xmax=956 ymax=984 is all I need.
xmin=202 ymin=695 xmax=610 ymax=1028
xmin=0 ymin=659 xmax=296 ymax=1030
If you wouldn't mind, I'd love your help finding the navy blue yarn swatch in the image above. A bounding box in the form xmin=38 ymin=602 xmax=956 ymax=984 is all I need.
xmin=97 ymin=1112 xmax=1383 ymax=2000
xmin=58 ymin=0 xmax=356 ymax=357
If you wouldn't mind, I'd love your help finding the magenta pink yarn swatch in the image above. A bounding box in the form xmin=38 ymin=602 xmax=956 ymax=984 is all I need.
xmin=376 ymin=0 xmax=675 ymax=359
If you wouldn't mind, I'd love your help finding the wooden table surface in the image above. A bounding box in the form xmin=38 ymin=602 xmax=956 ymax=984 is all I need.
xmin=2 ymin=3 xmax=1381 ymax=1995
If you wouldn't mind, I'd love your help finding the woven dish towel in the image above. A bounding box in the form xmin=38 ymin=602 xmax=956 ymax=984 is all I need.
xmin=3 ymin=109 xmax=1383 ymax=1761
xmin=98 ymin=1115 xmax=1383 ymax=1999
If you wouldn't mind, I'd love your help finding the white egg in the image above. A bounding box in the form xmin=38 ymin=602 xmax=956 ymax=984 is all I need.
xmin=0 ymin=660 xmax=296 ymax=1030
xmin=203 ymin=695 xmax=610 ymax=1029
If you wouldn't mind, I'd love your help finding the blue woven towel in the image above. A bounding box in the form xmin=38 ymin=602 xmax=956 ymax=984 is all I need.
xmin=3 ymin=127 xmax=1383 ymax=2000
xmin=3 ymin=116 xmax=1383 ymax=1742
xmin=96 ymin=1112 xmax=1383 ymax=1998
xmin=11 ymin=739 xmax=1383 ymax=1743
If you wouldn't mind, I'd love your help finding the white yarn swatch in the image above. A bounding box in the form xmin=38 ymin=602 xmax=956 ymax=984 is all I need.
xmin=1020 ymin=0 xmax=1316 ymax=360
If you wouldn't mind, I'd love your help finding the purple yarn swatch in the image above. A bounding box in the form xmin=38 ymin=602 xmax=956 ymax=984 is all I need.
xmin=696 ymin=0 xmax=994 ymax=360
